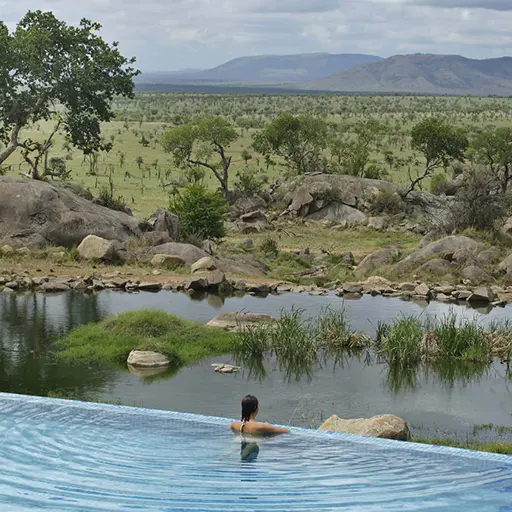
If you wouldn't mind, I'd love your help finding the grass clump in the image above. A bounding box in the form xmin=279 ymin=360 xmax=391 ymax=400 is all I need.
xmin=57 ymin=309 xmax=234 ymax=367
xmin=377 ymin=316 xmax=425 ymax=366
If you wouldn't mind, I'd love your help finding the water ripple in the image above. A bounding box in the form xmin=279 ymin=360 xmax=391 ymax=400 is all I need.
xmin=0 ymin=394 xmax=510 ymax=511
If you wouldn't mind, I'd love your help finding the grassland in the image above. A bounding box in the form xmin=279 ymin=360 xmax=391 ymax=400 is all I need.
xmin=4 ymin=93 xmax=512 ymax=218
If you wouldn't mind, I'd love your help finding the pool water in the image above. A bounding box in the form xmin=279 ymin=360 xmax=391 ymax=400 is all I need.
xmin=0 ymin=394 xmax=510 ymax=511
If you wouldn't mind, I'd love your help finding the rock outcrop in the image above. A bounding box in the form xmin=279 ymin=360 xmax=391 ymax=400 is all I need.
xmin=127 ymin=350 xmax=171 ymax=368
xmin=319 ymin=414 xmax=411 ymax=441
xmin=207 ymin=312 xmax=275 ymax=332
xmin=77 ymin=235 xmax=117 ymax=262
xmin=149 ymin=243 xmax=208 ymax=265
xmin=150 ymin=254 xmax=186 ymax=269
xmin=0 ymin=176 xmax=148 ymax=248
xmin=147 ymin=209 xmax=181 ymax=241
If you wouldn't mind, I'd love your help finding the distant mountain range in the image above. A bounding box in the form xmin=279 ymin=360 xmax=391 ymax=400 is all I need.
xmin=136 ymin=52 xmax=512 ymax=96
xmin=136 ymin=53 xmax=382 ymax=85
xmin=305 ymin=54 xmax=512 ymax=95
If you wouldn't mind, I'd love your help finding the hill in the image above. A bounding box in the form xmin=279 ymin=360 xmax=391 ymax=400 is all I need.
xmin=136 ymin=53 xmax=382 ymax=85
xmin=306 ymin=54 xmax=512 ymax=96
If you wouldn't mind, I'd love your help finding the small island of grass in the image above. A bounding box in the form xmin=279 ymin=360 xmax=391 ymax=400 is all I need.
xmin=57 ymin=310 xmax=234 ymax=367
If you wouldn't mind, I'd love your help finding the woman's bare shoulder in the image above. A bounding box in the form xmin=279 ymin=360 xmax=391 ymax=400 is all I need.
xmin=252 ymin=422 xmax=290 ymax=435
xmin=230 ymin=421 xmax=241 ymax=431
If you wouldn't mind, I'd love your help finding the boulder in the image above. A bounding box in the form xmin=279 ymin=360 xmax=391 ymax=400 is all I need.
xmin=461 ymin=265 xmax=493 ymax=283
xmin=414 ymin=283 xmax=431 ymax=297
xmin=137 ymin=282 xmax=162 ymax=292
xmin=185 ymin=277 xmax=208 ymax=291
xmin=0 ymin=176 xmax=148 ymax=248
xmin=41 ymin=280 xmax=71 ymax=293
xmin=150 ymin=254 xmax=186 ymax=269
xmin=0 ymin=245 xmax=15 ymax=255
xmin=453 ymin=289 xmax=473 ymax=300
xmin=246 ymin=283 xmax=270 ymax=294
xmin=147 ymin=209 xmax=180 ymax=241
xmin=468 ymin=287 xmax=495 ymax=303
xmin=206 ymin=270 xmax=227 ymax=289
xmin=240 ymin=210 xmax=268 ymax=223
xmin=127 ymin=350 xmax=170 ymax=368
xmin=149 ymin=243 xmax=208 ymax=265
xmin=237 ymin=221 xmax=270 ymax=234
xmin=476 ymin=248 xmax=500 ymax=267
xmin=399 ymin=282 xmax=417 ymax=292
xmin=498 ymin=253 xmax=512 ymax=275
xmin=319 ymin=414 xmax=411 ymax=441
xmin=141 ymin=231 xmax=172 ymax=247
xmin=394 ymin=236 xmax=483 ymax=271
xmin=417 ymin=258 xmax=455 ymax=276
xmin=343 ymin=283 xmax=363 ymax=294
xmin=340 ymin=252 xmax=356 ymax=266
xmin=77 ymin=235 xmax=117 ymax=262
xmin=307 ymin=203 xmax=367 ymax=225
xmin=367 ymin=217 xmax=388 ymax=231
xmin=191 ymin=256 xmax=218 ymax=273
xmin=357 ymin=248 xmax=399 ymax=273
xmin=207 ymin=312 xmax=275 ymax=332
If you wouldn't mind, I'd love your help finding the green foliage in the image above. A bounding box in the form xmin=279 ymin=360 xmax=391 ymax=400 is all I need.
xmin=259 ymin=236 xmax=278 ymax=256
xmin=330 ymin=119 xmax=385 ymax=177
xmin=471 ymin=125 xmax=512 ymax=192
xmin=161 ymin=117 xmax=238 ymax=195
xmin=98 ymin=186 xmax=127 ymax=212
xmin=253 ymin=113 xmax=328 ymax=174
xmin=57 ymin=310 xmax=234 ymax=366
xmin=406 ymin=117 xmax=469 ymax=195
xmin=377 ymin=316 xmax=425 ymax=366
xmin=448 ymin=165 xmax=510 ymax=232
xmin=234 ymin=167 xmax=268 ymax=197
xmin=47 ymin=157 xmax=69 ymax=179
xmin=370 ymin=189 xmax=406 ymax=214
xmin=0 ymin=10 xmax=139 ymax=176
xmin=430 ymin=173 xmax=450 ymax=195
xmin=169 ymin=182 xmax=228 ymax=240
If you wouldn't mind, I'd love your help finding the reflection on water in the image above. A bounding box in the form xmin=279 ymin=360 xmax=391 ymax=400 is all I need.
xmin=0 ymin=290 xmax=511 ymax=437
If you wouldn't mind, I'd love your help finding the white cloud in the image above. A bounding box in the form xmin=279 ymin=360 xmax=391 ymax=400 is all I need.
xmin=2 ymin=0 xmax=512 ymax=70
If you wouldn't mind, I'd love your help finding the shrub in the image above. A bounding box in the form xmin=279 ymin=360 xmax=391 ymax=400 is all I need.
xmin=377 ymin=316 xmax=424 ymax=366
xmin=259 ymin=236 xmax=278 ymax=256
xmin=447 ymin=166 xmax=510 ymax=232
xmin=234 ymin=168 xmax=268 ymax=197
xmin=370 ymin=189 xmax=406 ymax=215
xmin=98 ymin=186 xmax=127 ymax=212
xmin=169 ymin=182 xmax=228 ymax=240
xmin=431 ymin=173 xmax=449 ymax=195
xmin=183 ymin=166 xmax=205 ymax=184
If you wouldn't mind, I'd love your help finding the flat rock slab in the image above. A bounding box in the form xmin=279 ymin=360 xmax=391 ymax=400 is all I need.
xmin=207 ymin=312 xmax=275 ymax=332
xmin=127 ymin=350 xmax=170 ymax=368
xmin=319 ymin=414 xmax=411 ymax=441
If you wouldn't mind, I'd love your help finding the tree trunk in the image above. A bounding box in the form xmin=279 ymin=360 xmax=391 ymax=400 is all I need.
xmin=0 ymin=124 xmax=21 ymax=166
xmin=502 ymin=164 xmax=509 ymax=194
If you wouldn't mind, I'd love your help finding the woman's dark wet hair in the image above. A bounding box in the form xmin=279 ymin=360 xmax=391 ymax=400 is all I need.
xmin=241 ymin=395 xmax=258 ymax=422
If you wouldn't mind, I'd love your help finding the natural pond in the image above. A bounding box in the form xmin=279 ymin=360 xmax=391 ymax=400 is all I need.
xmin=0 ymin=290 xmax=511 ymax=441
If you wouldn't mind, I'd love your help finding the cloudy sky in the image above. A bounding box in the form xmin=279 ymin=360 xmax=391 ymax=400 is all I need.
xmin=1 ymin=0 xmax=511 ymax=70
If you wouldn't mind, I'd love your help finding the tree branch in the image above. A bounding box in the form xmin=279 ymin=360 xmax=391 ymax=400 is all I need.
xmin=188 ymin=158 xmax=224 ymax=185
xmin=0 ymin=123 xmax=22 ymax=166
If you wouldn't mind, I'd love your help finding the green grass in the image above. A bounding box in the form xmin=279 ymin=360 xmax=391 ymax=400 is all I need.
xmin=413 ymin=438 xmax=512 ymax=455
xmin=57 ymin=309 xmax=234 ymax=366
xmin=377 ymin=316 xmax=425 ymax=366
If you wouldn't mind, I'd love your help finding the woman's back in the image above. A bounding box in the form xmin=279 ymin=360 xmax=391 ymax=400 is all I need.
xmin=230 ymin=420 xmax=289 ymax=436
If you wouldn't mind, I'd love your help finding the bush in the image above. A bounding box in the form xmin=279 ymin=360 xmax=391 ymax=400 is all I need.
xmin=370 ymin=189 xmax=406 ymax=215
xmin=234 ymin=168 xmax=268 ymax=197
xmin=259 ymin=236 xmax=278 ymax=256
xmin=98 ymin=186 xmax=127 ymax=212
xmin=447 ymin=166 xmax=511 ymax=232
xmin=170 ymin=182 xmax=228 ymax=240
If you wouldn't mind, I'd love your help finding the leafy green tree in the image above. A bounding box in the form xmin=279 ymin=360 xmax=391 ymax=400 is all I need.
xmin=472 ymin=126 xmax=512 ymax=193
xmin=0 ymin=10 xmax=138 ymax=179
xmin=329 ymin=119 xmax=384 ymax=177
xmin=169 ymin=182 xmax=228 ymax=240
xmin=161 ymin=117 xmax=238 ymax=198
xmin=252 ymin=114 xmax=328 ymax=175
xmin=405 ymin=117 xmax=468 ymax=196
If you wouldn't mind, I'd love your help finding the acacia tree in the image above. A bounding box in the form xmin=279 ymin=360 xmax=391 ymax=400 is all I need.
xmin=252 ymin=114 xmax=328 ymax=175
xmin=161 ymin=117 xmax=238 ymax=198
xmin=0 ymin=11 xmax=138 ymax=179
xmin=404 ymin=117 xmax=468 ymax=197
xmin=472 ymin=126 xmax=512 ymax=193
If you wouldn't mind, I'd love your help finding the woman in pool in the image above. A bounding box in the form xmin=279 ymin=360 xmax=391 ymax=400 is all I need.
xmin=230 ymin=395 xmax=289 ymax=436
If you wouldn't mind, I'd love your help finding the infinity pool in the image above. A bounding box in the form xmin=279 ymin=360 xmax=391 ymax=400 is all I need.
xmin=0 ymin=394 xmax=510 ymax=511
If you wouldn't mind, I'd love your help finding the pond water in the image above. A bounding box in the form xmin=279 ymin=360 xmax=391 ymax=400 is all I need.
xmin=0 ymin=290 xmax=511 ymax=440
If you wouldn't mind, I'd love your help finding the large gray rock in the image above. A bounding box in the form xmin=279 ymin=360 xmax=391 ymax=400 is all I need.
xmin=468 ymin=286 xmax=495 ymax=303
xmin=417 ymin=258 xmax=455 ymax=276
xmin=149 ymin=243 xmax=208 ymax=265
xmin=77 ymin=235 xmax=117 ymax=261
xmin=150 ymin=254 xmax=186 ymax=269
xmin=191 ymin=256 xmax=218 ymax=273
xmin=319 ymin=414 xmax=411 ymax=441
xmin=207 ymin=312 xmax=275 ymax=332
xmin=367 ymin=216 xmax=388 ymax=231
xmin=0 ymin=176 xmax=148 ymax=248
xmin=147 ymin=209 xmax=180 ymax=241
xmin=307 ymin=203 xmax=367 ymax=225
xmin=498 ymin=253 xmax=512 ymax=275
xmin=357 ymin=248 xmax=399 ymax=273
xmin=394 ymin=236 xmax=484 ymax=271
xmin=461 ymin=265 xmax=493 ymax=283
xmin=127 ymin=350 xmax=170 ymax=368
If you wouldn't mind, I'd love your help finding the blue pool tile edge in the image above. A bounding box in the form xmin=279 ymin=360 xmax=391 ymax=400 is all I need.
xmin=1 ymin=392 xmax=510 ymax=465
